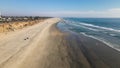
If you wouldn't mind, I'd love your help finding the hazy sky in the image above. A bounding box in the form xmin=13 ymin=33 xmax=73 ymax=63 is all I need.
xmin=0 ymin=0 xmax=120 ymax=17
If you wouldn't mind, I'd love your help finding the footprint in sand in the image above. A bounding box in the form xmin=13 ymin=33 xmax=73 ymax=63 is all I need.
xmin=24 ymin=37 xmax=29 ymax=40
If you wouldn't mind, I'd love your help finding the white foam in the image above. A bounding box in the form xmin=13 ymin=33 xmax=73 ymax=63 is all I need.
xmin=109 ymin=34 xmax=116 ymax=36
xmin=79 ymin=22 xmax=120 ymax=33
xmin=64 ymin=19 xmax=120 ymax=52
xmin=64 ymin=20 xmax=99 ymax=31
xmin=81 ymin=33 xmax=120 ymax=52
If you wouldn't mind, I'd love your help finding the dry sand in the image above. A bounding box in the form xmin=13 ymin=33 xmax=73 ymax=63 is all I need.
xmin=0 ymin=18 xmax=90 ymax=68
xmin=0 ymin=18 xmax=120 ymax=68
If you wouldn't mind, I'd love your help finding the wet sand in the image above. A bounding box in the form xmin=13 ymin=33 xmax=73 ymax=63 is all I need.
xmin=0 ymin=18 xmax=120 ymax=68
xmin=77 ymin=34 xmax=120 ymax=68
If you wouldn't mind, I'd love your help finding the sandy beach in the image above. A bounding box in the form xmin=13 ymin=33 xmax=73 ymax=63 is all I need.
xmin=0 ymin=18 xmax=120 ymax=68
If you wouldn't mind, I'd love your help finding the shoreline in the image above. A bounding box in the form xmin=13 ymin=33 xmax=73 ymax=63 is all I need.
xmin=81 ymin=33 xmax=120 ymax=52
xmin=75 ymin=33 xmax=120 ymax=68
xmin=57 ymin=20 xmax=120 ymax=68
xmin=0 ymin=18 xmax=120 ymax=68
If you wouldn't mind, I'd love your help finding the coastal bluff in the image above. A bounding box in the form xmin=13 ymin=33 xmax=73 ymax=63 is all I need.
xmin=0 ymin=17 xmax=50 ymax=33
xmin=0 ymin=20 xmax=43 ymax=32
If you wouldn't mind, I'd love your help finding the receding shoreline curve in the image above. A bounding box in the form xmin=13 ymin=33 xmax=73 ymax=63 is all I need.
xmin=0 ymin=18 xmax=120 ymax=68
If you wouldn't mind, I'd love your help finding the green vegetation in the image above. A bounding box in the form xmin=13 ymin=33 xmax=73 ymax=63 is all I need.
xmin=0 ymin=16 xmax=52 ymax=23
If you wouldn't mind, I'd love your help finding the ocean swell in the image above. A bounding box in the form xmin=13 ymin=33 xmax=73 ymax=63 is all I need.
xmin=79 ymin=22 xmax=120 ymax=33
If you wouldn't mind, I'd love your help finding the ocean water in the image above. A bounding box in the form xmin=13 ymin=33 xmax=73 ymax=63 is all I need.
xmin=58 ymin=18 xmax=120 ymax=51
